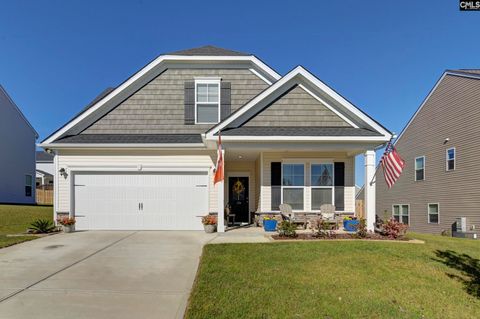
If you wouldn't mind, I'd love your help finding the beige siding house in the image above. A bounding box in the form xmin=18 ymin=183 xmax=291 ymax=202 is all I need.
xmin=376 ymin=70 xmax=480 ymax=236
xmin=40 ymin=45 xmax=391 ymax=232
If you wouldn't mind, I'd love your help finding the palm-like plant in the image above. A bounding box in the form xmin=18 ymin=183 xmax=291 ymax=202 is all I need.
xmin=29 ymin=219 xmax=55 ymax=233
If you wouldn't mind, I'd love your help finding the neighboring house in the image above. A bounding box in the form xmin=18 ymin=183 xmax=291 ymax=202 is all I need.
xmin=39 ymin=45 xmax=391 ymax=231
xmin=376 ymin=69 xmax=480 ymax=235
xmin=36 ymin=151 xmax=54 ymax=186
xmin=0 ymin=85 xmax=38 ymax=204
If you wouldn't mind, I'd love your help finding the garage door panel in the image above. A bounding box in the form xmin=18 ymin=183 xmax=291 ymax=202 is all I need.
xmin=74 ymin=172 xmax=208 ymax=230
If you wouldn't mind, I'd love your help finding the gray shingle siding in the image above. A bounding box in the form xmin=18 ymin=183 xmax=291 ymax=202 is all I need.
xmin=82 ymin=68 xmax=268 ymax=135
xmin=243 ymin=85 xmax=351 ymax=127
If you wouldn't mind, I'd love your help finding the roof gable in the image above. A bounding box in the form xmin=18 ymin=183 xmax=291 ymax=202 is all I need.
xmin=242 ymin=85 xmax=351 ymax=128
xmin=395 ymin=70 xmax=480 ymax=145
xmin=42 ymin=48 xmax=280 ymax=145
xmin=206 ymin=66 xmax=391 ymax=140
xmin=167 ymin=45 xmax=249 ymax=56
xmin=0 ymin=85 xmax=38 ymax=138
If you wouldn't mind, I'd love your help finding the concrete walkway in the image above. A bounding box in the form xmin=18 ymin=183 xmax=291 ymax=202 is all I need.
xmin=0 ymin=231 xmax=213 ymax=319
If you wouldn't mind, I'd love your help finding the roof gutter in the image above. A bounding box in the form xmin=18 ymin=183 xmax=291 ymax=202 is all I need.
xmin=37 ymin=143 xmax=207 ymax=150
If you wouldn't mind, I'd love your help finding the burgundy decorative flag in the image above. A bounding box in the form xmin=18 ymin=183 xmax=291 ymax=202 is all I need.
xmin=381 ymin=142 xmax=405 ymax=188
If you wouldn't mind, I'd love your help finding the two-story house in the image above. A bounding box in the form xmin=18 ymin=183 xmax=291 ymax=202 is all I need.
xmin=40 ymin=45 xmax=391 ymax=232
xmin=376 ymin=69 xmax=480 ymax=236
xmin=0 ymin=85 xmax=38 ymax=204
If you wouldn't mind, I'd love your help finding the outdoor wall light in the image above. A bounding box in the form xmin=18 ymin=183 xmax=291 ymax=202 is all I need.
xmin=59 ymin=168 xmax=68 ymax=179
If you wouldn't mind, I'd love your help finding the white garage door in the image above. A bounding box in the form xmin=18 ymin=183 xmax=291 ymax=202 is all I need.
xmin=74 ymin=172 xmax=209 ymax=230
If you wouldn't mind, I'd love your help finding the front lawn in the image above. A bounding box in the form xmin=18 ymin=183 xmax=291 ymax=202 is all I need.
xmin=186 ymin=233 xmax=480 ymax=319
xmin=0 ymin=204 xmax=53 ymax=248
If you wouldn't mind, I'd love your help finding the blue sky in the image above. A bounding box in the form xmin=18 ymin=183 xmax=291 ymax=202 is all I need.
xmin=1 ymin=0 xmax=479 ymax=185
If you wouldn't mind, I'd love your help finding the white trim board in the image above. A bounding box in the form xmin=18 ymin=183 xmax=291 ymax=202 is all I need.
xmin=42 ymin=55 xmax=281 ymax=145
xmin=206 ymin=66 xmax=392 ymax=140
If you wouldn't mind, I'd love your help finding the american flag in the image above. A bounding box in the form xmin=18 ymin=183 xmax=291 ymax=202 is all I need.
xmin=381 ymin=142 xmax=405 ymax=188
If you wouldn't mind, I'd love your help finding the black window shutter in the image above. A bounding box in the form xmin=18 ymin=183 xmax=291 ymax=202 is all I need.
xmin=220 ymin=82 xmax=231 ymax=120
xmin=334 ymin=162 xmax=345 ymax=211
xmin=184 ymin=82 xmax=195 ymax=125
xmin=271 ymin=162 xmax=282 ymax=210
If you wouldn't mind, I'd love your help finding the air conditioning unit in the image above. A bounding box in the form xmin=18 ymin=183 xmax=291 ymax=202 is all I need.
xmin=456 ymin=217 xmax=467 ymax=233
xmin=452 ymin=217 xmax=477 ymax=239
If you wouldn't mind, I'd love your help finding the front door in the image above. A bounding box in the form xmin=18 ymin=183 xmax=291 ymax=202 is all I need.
xmin=228 ymin=176 xmax=249 ymax=223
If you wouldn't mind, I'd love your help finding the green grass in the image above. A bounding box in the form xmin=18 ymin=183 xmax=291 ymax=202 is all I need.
xmin=0 ymin=204 xmax=53 ymax=248
xmin=186 ymin=233 xmax=480 ymax=319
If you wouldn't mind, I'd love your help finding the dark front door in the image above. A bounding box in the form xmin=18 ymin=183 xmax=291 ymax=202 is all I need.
xmin=228 ymin=177 xmax=249 ymax=223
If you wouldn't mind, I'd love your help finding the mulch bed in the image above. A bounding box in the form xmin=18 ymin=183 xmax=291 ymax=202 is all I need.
xmin=271 ymin=232 xmax=409 ymax=241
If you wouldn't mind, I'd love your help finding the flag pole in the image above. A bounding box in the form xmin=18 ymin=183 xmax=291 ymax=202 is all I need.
xmin=368 ymin=135 xmax=396 ymax=186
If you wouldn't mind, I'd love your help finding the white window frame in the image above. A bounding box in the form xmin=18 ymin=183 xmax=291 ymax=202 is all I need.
xmin=392 ymin=204 xmax=410 ymax=225
xmin=427 ymin=203 xmax=440 ymax=224
xmin=25 ymin=174 xmax=33 ymax=197
xmin=310 ymin=162 xmax=335 ymax=212
xmin=194 ymin=78 xmax=221 ymax=124
xmin=281 ymin=162 xmax=306 ymax=212
xmin=414 ymin=156 xmax=425 ymax=181
xmin=446 ymin=147 xmax=456 ymax=171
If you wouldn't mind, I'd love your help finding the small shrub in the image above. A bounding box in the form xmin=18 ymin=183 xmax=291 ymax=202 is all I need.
xmin=383 ymin=218 xmax=408 ymax=239
xmin=355 ymin=218 xmax=368 ymax=238
xmin=29 ymin=219 xmax=55 ymax=233
xmin=441 ymin=229 xmax=452 ymax=237
xmin=309 ymin=218 xmax=336 ymax=238
xmin=201 ymin=215 xmax=217 ymax=225
xmin=277 ymin=220 xmax=297 ymax=237
xmin=57 ymin=216 xmax=76 ymax=226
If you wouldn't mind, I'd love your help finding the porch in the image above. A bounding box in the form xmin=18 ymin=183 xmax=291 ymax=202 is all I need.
xmin=215 ymin=146 xmax=377 ymax=233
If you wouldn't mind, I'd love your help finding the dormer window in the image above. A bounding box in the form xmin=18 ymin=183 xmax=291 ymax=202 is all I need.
xmin=195 ymin=78 xmax=220 ymax=124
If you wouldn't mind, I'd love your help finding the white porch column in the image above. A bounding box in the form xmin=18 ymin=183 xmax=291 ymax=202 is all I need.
xmin=217 ymin=149 xmax=225 ymax=233
xmin=364 ymin=149 xmax=376 ymax=232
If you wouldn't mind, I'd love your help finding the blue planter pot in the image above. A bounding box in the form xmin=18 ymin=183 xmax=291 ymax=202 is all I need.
xmin=344 ymin=220 xmax=359 ymax=232
xmin=263 ymin=219 xmax=278 ymax=232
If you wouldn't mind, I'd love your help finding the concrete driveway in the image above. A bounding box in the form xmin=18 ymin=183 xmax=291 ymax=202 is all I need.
xmin=0 ymin=231 xmax=213 ymax=319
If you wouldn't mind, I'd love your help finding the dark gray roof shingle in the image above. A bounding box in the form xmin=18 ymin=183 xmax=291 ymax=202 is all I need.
xmin=167 ymin=45 xmax=250 ymax=56
xmin=218 ymin=127 xmax=382 ymax=137
xmin=36 ymin=151 xmax=54 ymax=162
xmin=52 ymin=134 xmax=203 ymax=144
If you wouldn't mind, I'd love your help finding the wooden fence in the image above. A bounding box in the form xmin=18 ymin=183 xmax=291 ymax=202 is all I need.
xmin=355 ymin=200 xmax=365 ymax=219
xmin=36 ymin=185 xmax=53 ymax=205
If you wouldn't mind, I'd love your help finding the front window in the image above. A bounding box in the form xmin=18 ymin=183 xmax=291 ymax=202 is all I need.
xmin=428 ymin=203 xmax=439 ymax=224
xmin=25 ymin=175 xmax=33 ymax=197
xmin=282 ymin=164 xmax=304 ymax=210
xmin=446 ymin=148 xmax=455 ymax=171
xmin=195 ymin=81 xmax=220 ymax=124
xmin=393 ymin=204 xmax=409 ymax=224
xmin=415 ymin=156 xmax=425 ymax=181
xmin=311 ymin=163 xmax=334 ymax=210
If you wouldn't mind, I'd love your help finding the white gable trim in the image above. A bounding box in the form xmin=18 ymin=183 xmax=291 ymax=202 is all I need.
xmin=394 ymin=71 xmax=479 ymax=145
xmin=42 ymin=55 xmax=280 ymax=145
xmin=206 ymin=66 xmax=391 ymax=139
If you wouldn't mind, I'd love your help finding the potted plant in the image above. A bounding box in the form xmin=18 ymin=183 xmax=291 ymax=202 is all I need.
xmin=263 ymin=215 xmax=278 ymax=232
xmin=343 ymin=216 xmax=359 ymax=232
xmin=201 ymin=215 xmax=217 ymax=233
xmin=57 ymin=216 xmax=76 ymax=233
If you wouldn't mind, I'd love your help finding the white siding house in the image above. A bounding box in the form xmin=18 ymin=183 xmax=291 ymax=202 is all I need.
xmin=0 ymin=85 xmax=38 ymax=204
